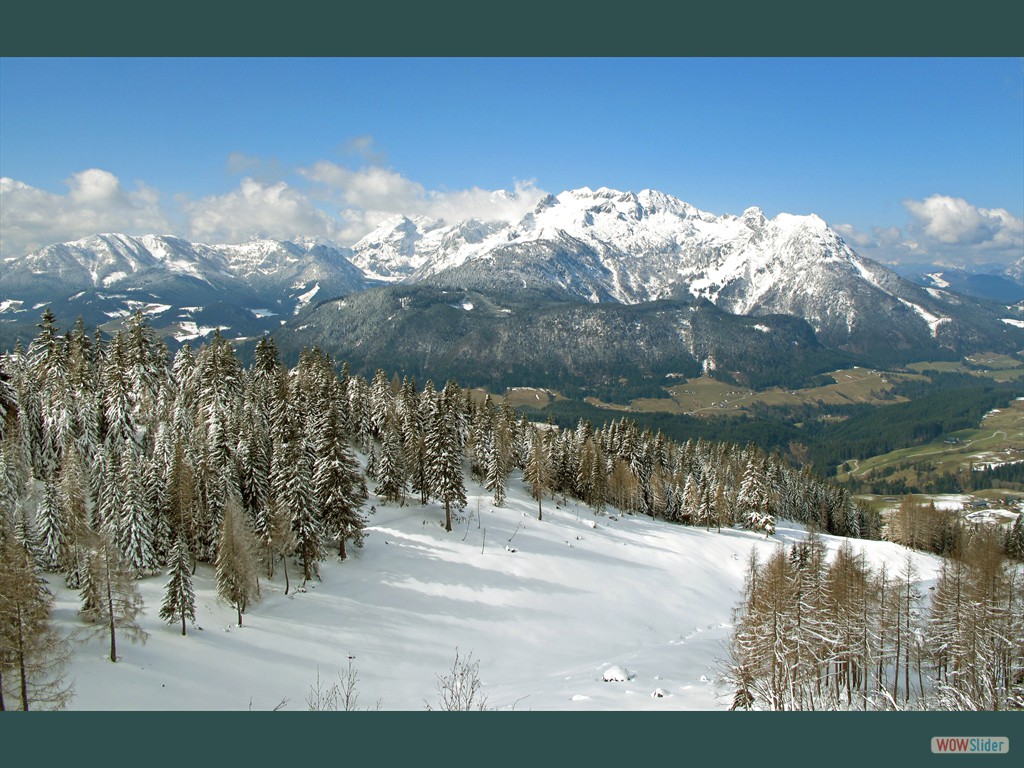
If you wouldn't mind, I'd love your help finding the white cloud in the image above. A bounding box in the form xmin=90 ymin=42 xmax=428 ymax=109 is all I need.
xmin=299 ymin=161 xmax=546 ymax=241
xmin=301 ymin=162 xmax=427 ymax=213
xmin=835 ymin=196 xmax=1022 ymax=268
xmin=0 ymin=156 xmax=546 ymax=259
xmin=903 ymin=194 xmax=1023 ymax=252
xmin=0 ymin=170 xmax=173 ymax=258
xmin=182 ymin=177 xmax=343 ymax=244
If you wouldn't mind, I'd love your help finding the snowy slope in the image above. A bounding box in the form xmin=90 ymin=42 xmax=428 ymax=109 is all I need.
xmin=51 ymin=469 xmax=942 ymax=711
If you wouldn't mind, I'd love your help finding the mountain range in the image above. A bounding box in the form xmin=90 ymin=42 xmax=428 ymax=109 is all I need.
xmin=2 ymin=187 xmax=1020 ymax=391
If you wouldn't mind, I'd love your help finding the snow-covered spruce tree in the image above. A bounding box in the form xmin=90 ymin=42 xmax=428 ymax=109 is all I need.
xmin=484 ymin=419 xmax=512 ymax=508
xmin=368 ymin=368 xmax=393 ymax=440
xmin=6 ymin=342 xmax=44 ymax=485
xmin=681 ymin=472 xmax=700 ymax=526
xmin=118 ymin=446 xmax=158 ymax=576
xmin=237 ymin=406 xmax=271 ymax=544
xmin=35 ymin=478 xmax=65 ymax=572
xmin=144 ymin=446 xmax=172 ymax=563
xmin=193 ymin=330 xmax=244 ymax=550
xmin=285 ymin=439 xmax=323 ymax=583
xmin=424 ymin=382 xmax=466 ymax=532
xmin=1005 ymin=511 xmax=1024 ymax=561
xmin=375 ymin=411 xmax=408 ymax=506
xmin=123 ymin=310 xmax=167 ymax=442
xmin=96 ymin=445 xmax=124 ymax=545
xmin=28 ymin=308 xmax=70 ymax=484
xmin=0 ymin=443 xmax=21 ymax=542
xmin=311 ymin=386 xmax=367 ymax=559
xmin=79 ymin=531 xmax=148 ymax=663
xmin=0 ymin=531 xmax=74 ymax=710
xmin=160 ymin=534 xmax=196 ymax=636
xmin=0 ymin=358 xmax=18 ymax=442
xmin=738 ymin=455 xmax=775 ymax=536
xmin=101 ymin=329 xmax=138 ymax=454
xmin=215 ymin=494 xmax=260 ymax=627
xmin=404 ymin=416 xmax=428 ymax=506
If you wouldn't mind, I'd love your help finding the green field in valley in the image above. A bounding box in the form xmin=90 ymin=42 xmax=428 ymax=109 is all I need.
xmin=838 ymin=396 xmax=1024 ymax=483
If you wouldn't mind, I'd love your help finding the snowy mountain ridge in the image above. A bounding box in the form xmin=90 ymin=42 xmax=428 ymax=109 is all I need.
xmin=2 ymin=232 xmax=365 ymax=295
xmin=2 ymin=186 xmax=1020 ymax=360
xmin=348 ymin=186 xmax=1014 ymax=352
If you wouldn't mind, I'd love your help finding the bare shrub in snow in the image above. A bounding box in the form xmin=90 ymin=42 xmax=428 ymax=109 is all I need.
xmin=426 ymin=648 xmax=489 ymax=711
xmin=306 ymin=658 xmax=380 ymax=711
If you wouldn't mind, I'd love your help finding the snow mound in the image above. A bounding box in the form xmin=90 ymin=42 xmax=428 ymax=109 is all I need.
xmin=601 ymin=666 xmax=633 ymax=682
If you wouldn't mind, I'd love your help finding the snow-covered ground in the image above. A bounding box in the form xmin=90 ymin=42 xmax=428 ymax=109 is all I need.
xmin=51 ymin=473 xmax=943 ymax=711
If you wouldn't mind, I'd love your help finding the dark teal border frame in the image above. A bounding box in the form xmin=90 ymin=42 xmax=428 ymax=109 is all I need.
xmin=2 ymin=3 xmax=1021 ymax=766
xmin=2 ymin=0 xmax=1024 ymax=55
xmin=3 ymin=711 xmax=1021 ymax=766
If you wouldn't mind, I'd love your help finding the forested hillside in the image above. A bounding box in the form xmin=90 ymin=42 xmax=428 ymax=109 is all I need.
xmin=1 ymin=310 xmax=1020 ymax=711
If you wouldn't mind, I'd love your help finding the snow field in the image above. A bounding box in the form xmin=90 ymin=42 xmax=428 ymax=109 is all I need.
xmin=52 ymin=470 xmax=944 ymax=711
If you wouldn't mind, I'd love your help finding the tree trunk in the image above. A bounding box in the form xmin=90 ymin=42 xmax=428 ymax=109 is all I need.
xmin=181 ymin=612 xmax=187 ymax=637
xmin=445 ymin=500 xmax=452 ymax=532
xmin=17 ymin=606 xmax=29 ymax=710
xmin=237 ymin=603 xmax=243 ymax=627
xmin=106 ymin=558 xmax=117 ymax=663
xmin=339 ymin=535 xmax=347 ymax=560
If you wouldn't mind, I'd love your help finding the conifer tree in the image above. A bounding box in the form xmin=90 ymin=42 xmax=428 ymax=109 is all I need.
xmin=311 ymin=393 xmax=367 ymax=559
xmin=119 ymin=447 xmax=158 ymax=575
xmin=1005 ymin=512 xmax=1024 ymax=561
xmin=738 ymin=455 xmax=774 ymax=536
xmin=102 ymin=330 xmax=137 ymax=452
xmin=425 ymin=383 xmax=466 ymax=532
xmin=484 ymin=423 xmax=511 ymax=508
xmin=35 ymin=479 xmax=64 ymax=571
xmin=160 ymin=535 xmax=196 ymax=636
xmin=288 ymin=448 xmax=323 ymax=583
xmin=375 ymin=412 xmax=408 ymax=506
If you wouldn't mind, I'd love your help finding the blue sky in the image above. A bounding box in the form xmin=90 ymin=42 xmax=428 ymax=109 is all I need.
xmin=1 ymin=57 xmax=1021 ymax=267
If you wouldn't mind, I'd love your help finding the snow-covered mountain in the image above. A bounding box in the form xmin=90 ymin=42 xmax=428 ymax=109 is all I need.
xmin=2 ymin=187 xmax=1020 ymax=365
xmin=2 ymin=232 xmax=365 ymax=306
xmin=907 ymin=265 xmax=1024 ymax=305
xmin=1004 ymin=256 xmax=1024 ymax=284
xmin=348 ymin=187 xmax=1018 ymax=354
xmin=0 ymin=233 xmax=367 ymax=346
